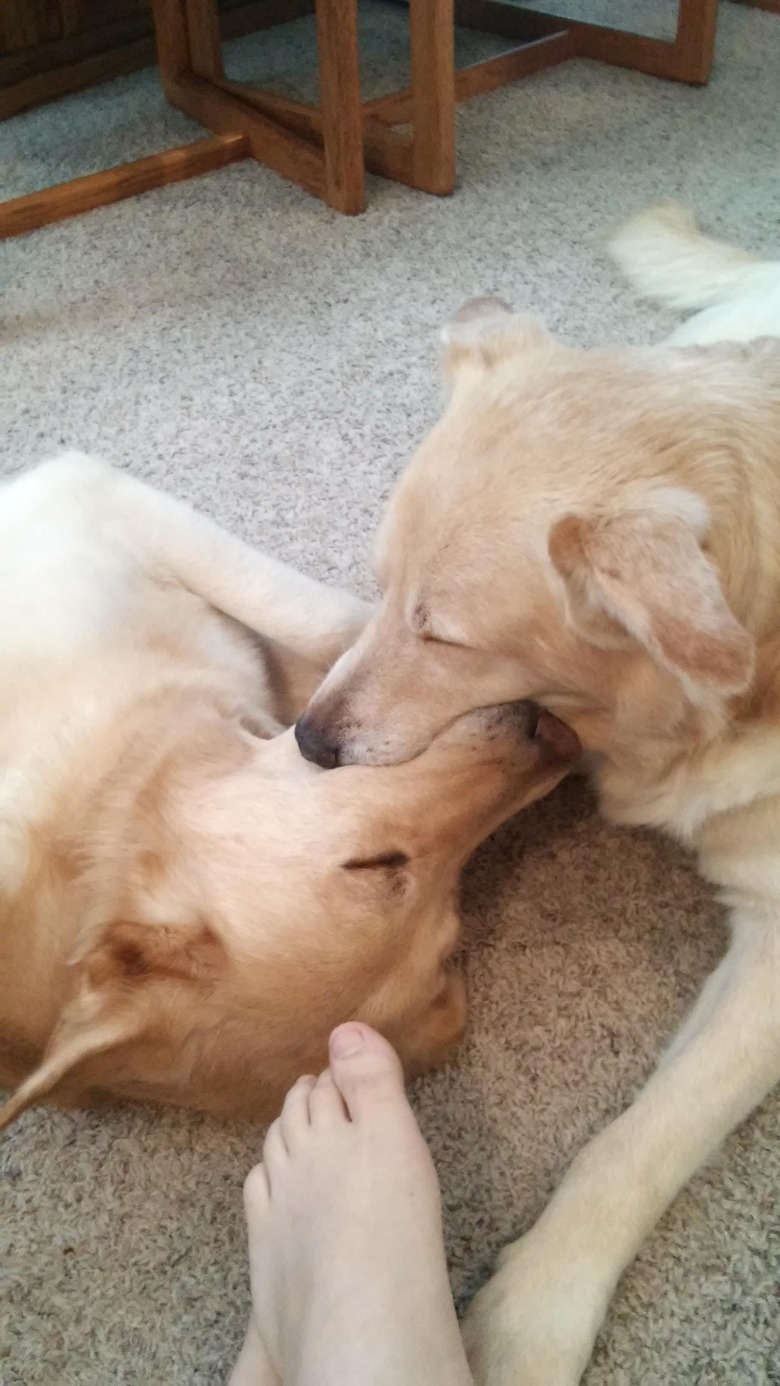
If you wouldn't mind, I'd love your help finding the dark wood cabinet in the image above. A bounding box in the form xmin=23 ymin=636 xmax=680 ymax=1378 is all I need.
xmin=1 ymin=0 xmax=313 ymax=119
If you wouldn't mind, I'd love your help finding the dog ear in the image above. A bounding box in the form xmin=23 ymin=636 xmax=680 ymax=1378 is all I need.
xmin=549 ymin=488 xmax=754 ymax=696
xmin=0 ymin=919 xmax=226 ymax=1131
xmin=441 ymin=298 xmax=553 ymax=384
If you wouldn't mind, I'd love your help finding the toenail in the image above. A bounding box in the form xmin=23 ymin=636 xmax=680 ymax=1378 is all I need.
xmin=330 ymin=1023 xmax=366 ymax=1058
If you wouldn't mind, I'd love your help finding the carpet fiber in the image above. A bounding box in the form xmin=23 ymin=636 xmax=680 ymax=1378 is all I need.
xmin=2 ymin=3 xmax=779 ymax=1383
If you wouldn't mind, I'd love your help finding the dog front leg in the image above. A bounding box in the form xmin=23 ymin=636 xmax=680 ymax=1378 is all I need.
xmin=120 ymin=473 xmax=372 ymax=665
xmin=49 ymin=453 xmax=372 ymax=667
xmin=462 ymin=914 xmax=780 ymax=1386
xmin=363 ymin=968 xmax=468 ymax=1081
xmin=395 ymin=969 xmax=469 ymax=1078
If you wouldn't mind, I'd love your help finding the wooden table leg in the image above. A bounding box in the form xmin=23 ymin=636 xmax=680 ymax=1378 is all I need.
xmin=315 ymin=0 xmax=365 ymax=214
xmin=730 ymin=0 xmax=779 ymax=11
xmin=0 ymin=135 xmax=248 ymax=239
xmin=185 ymin=0 xmax=225 ymax=80
xmin=674 ymin=0 xmax=719 ymax=82
xmin=409 ymin=0 xmax=456 ymax=195
xmin=152 ymin=0 xmax=191 ymax=87
xmin=455 ymin=0 xmax=718 ymax=85
xmin=553 ymin=0 xmax=717 ymax=84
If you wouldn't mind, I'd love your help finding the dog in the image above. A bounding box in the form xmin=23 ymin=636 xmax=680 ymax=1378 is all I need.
xmin=0 ymin=452 xmax=579 ymax=1132
xmin=296 ymin=205 xmax=780 ymax=1384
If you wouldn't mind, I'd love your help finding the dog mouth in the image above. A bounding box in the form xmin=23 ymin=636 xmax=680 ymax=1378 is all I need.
xmin=449 ymin=699 xmax=581 ymax=765
xmin=296 ymin=698 xmax=581 ymax=772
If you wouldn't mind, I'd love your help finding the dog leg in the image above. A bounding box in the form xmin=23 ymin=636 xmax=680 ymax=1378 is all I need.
xmin=398 ymin=970 xmax=468 ymax=1077
xmin=370 ymin=969 xmax=468 ymax=1080
xmin=462 ymin=915 xmax=780 ymax=1385
xmin=36 ymin=453 xmax=372 ymax=668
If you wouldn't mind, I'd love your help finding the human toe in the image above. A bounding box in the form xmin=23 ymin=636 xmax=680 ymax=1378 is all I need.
xmin=327 ymin=1023 xmax=409 ymax=1123
xmin=278 ymin=1074 xmax=316 ymax=1152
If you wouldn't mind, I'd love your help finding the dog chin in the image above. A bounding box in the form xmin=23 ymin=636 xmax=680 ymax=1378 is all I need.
xmin=337 ymin=740 xmax=408 ymax=767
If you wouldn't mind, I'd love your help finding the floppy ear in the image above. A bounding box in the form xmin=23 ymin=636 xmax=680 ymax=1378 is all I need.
xmin=549 ymin=489 xmax=754 ymax=696
xmin=0 ymin=919 xmax=226 ymax=1131
xmin=441 ymin=297 xmax=553 ymax=384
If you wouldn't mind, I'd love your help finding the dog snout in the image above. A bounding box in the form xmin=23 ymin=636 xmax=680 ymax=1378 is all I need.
xmin=295 ymin=711 xmax=341 ymax=768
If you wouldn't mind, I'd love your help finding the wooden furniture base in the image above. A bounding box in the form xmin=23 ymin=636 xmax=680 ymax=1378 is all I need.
xmin=0 ymin=133 xmax=248 ymax=237
xmin=0 ymin=0 xmax=719 ymax=237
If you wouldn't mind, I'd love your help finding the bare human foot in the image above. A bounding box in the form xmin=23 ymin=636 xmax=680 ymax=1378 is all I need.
xmin=230 ymin=1023 xmax=473 ymax=1386
xmin=229 ymin=1313 xmax=279 ymax=1386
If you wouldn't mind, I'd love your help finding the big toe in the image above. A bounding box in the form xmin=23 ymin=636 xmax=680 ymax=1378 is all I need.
xmin=328 ymin=1023 xmax=408 ymax=1122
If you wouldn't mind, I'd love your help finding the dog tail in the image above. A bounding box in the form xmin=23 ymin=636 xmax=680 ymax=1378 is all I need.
xmin=607 ymin=200 xmax=766 ymax=312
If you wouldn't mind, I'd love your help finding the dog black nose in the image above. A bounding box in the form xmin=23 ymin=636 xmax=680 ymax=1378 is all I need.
xmin=295 ymin=713 xmax=340 ymax=768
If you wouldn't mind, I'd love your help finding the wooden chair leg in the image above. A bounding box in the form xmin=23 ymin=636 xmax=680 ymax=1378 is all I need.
xmin=409 ymin=0 xmax=456 ymax=195
xmin=315 ymin=0 xmax=365 ymax=214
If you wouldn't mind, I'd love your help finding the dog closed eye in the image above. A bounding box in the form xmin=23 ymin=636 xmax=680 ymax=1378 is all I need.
xmin=341 ymin=851 xmax=410 ymax=870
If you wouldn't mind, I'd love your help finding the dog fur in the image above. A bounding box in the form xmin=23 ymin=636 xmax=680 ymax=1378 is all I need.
xmin=0 ymin=453 xmax=578 ymax=1131
xmin=298 ymin=204 xmax=780 ymax=1384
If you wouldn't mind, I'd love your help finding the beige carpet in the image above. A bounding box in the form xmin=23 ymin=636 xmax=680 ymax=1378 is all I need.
xmin=2 ymin=4 xmax=779 ymax=1383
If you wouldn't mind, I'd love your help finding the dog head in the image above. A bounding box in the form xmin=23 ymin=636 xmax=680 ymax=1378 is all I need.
xmin=297 ymin=304 xmax=780 ymax=770
xmin=0 ymin=699 xmax=578 ymax=1128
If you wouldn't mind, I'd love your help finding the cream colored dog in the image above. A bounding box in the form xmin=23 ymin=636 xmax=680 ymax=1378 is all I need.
xmin=297 ymin=204 xmax=780 ymax=1384
xmin=0 ymin=453 xmax=579 ymax=1131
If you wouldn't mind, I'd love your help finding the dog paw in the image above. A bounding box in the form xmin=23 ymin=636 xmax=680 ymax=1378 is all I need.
xmin=461 ymin=1235 xmax=605 ymax=1386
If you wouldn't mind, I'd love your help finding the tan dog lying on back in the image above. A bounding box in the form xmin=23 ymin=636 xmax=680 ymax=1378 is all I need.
xmin=0 ymin=453 xmax=578 ymax=1130
xmin=297 ymin=204 xmax=780 ymax=1383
